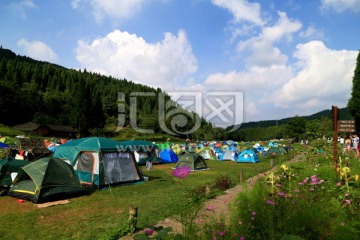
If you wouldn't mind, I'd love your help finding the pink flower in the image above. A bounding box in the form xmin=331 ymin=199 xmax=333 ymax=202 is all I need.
xmin=336 ymin=182 xmax=342 ymax=186
xmin=276 ymin=183 xmax=282 ymax=187
xmin=277 ymin=192 xmax=286 ymax=197
xmin=239 ymin=237 xmax=246 ymax=240
xmin=218 ymin=232 xmax=225 ymax=236
xmin=266 ymin=200 xmax=276 ymax=205
xmin=145 ymin=229 xmax=154 ymax=235
xmin=251 ymin=211 xmax=256 ymax=216
xmin=207 ymin=205 xmax=214 ymax=211
xmin=172 ymin=165 xmax=191 ymax=178
xmin=344 ymin=199 xmax=351 ymax=205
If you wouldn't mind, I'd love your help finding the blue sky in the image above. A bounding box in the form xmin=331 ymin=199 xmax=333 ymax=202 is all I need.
xmin=1 ymin=0 xmax=359 ymax=124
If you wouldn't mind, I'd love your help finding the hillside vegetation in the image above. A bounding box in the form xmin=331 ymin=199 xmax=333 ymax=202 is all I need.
xmin=0 ymin=48 xmax=349 ymax=141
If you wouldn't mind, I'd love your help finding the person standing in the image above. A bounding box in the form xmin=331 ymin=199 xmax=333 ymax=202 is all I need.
xmin=352 ymin=133 xmax=360 ymax=158
xmin=344 ymin=135 xmax=352 ymax=155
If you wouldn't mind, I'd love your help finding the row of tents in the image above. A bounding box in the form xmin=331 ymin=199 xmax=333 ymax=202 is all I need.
xmin=0 ymin=137 xmax=289 ymax=203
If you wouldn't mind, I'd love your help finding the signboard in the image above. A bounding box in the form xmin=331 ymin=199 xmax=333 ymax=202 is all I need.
xmin=337 ymin=120 xmax=355 ymax=132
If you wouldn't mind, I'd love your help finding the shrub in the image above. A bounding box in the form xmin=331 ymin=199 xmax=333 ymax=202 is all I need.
xmin=214 ymin=175 xmax=233 ymax=191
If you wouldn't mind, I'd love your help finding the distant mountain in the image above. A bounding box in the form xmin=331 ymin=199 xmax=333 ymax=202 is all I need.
xmin=229 ymin=107 xmax=352 ymax=130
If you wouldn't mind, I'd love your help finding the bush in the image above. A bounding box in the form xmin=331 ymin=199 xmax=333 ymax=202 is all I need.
xmin=214 ymin=175 xmax=233 ymax=191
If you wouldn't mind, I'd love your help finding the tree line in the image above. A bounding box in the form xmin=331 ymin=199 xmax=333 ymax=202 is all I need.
xmin=1 ymin=47 xmax=358 ymax=141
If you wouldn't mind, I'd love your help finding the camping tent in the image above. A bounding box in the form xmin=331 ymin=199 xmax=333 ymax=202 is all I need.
xmin=53 ymin=137 xmax=143 ymax=188
xmin=199 ymin=147 xmax=217 ymax=160
xmin=8 ymin=157 xmax=86 ymax=203
xmin=266 ymin=147 xmax=282 ymax=156
xmin=159 ymin=148 xmax=178 ymax=163
xmin=219 ymin=150 xmax=237 ymax=161
xmin=236 ymin=149 xmax=260 ymax=163
xmin=117 ymin=140 xmax=160 ymax=165
xmin=175 ymin=153 xmax=208 ymax=171
xmin=278 ymin=146 xmax=288 ymax=154
xmin=0 ymin=142 xmax=9 ymax=149
xmin=0 ymin=157 xmax=30 ymax=190
xmin=0 ymin=137 xmax=17 ymax=146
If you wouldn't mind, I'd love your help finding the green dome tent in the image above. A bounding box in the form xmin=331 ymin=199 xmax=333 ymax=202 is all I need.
xmin=8 ymin=157 xmax=86 ymax=203
xmin=174 ymin=152 xmax=209 ymax=171
xmin=0 ymin=157 xmax=30 ymax=192
xmin=53 ymin=137 xmax=144 ymax=188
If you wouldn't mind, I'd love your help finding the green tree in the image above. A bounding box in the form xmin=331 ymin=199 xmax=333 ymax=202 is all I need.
xmin=347 ymin=50 xmax=360 ymax=132
xmin=285 ymin=116 xmax=307 ymax=140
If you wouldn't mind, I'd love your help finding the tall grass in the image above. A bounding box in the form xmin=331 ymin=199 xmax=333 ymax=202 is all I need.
xmin=199 ymin=143 xmax=360 ymax=240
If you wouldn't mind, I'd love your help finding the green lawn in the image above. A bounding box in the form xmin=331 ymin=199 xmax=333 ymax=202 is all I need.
xmin=0 ymin=152 xmax=296 ymax=240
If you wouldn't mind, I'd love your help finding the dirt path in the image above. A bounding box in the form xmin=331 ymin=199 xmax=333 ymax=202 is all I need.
xmin=126 ymin=153 xmax=305 ymax=238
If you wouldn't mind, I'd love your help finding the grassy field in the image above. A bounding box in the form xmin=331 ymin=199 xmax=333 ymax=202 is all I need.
xmin=0 ymin=150 xmax=298 ymax=240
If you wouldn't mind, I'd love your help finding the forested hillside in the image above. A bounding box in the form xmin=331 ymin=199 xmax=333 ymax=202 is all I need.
xmin=0 ymin=47 xmax=205 ymax=137
xmin=0 ymin=47 xmax=349 ymax=141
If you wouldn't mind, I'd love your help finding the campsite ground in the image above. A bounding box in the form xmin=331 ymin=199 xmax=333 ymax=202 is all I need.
xmin=0 ymin=144 xmax=301 ymax=240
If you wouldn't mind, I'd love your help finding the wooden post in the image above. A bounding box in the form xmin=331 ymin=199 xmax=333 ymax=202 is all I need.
xmin=239 ymin=170 xmax=244 ymax=182
xmin=332 ymin=106 xmax=339 ymax=176
xmin=205 ymin=185 xmax=211 ymax=196
xmin=128 ymin=206 xmax=138 ymax=232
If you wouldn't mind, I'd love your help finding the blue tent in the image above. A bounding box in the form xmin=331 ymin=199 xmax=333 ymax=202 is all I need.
xmin=0 ymin=142 xmax=9 ymax=148
xmin=236 ymin=149 xmax=259 ymax=163
xmin=268 ymin=141 xmax=278 ymax=147
xmin=159 ymin=149 xmax=178 ymax=163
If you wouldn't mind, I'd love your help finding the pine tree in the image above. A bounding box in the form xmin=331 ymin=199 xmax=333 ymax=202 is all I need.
xmin=347 ymin=51 xmax=360 ymax=132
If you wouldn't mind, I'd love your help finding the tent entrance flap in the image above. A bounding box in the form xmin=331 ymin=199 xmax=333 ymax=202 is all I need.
xmin=103 ymin=152 xmax=140 ymax=185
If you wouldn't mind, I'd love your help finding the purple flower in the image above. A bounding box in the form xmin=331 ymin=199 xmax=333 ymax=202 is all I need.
xmin=267 ymin=200 xmax=276 ymax=205
xmin=277 ymin=192 xmax=286 ymax=197
xmin=293 ymin=189 xmax=299 ymax=193
xmin=218 ymin=232 xmax=225 ymax=236
xmin=172 ymin=165 xmax=191 ymax=178
xmin=251 ymin=211 xmax=256 ymax=216
xmin=276 ymin=183 xmax=282 ymax=187
xmin=145 ymin=229 xmax=154 ymax=235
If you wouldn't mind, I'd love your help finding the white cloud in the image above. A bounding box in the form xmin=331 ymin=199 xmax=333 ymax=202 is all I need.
xmin=299 ymin=26 xmax=324 ymax=39
xmin=203 ymin=65 xmax=293 ymax=122
xmin=273 ymin=41 xmax=358 ymax=113
xmin=237 ymin=11 xmax=302 ymax=67
xmin=211 ymin=0 xmax=264 ymax=26
xmin=17 ymin=39 xmax=58 ymax=62
xmin=321 ymin=0 xmax=360 ymax=13
xmin=72 ymin=0 xmax=148 ymax=22
xmin=8 ymin=0 xmax=36 ymax=18
xmin=76 ymin=29 xmax=197 ymax=90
